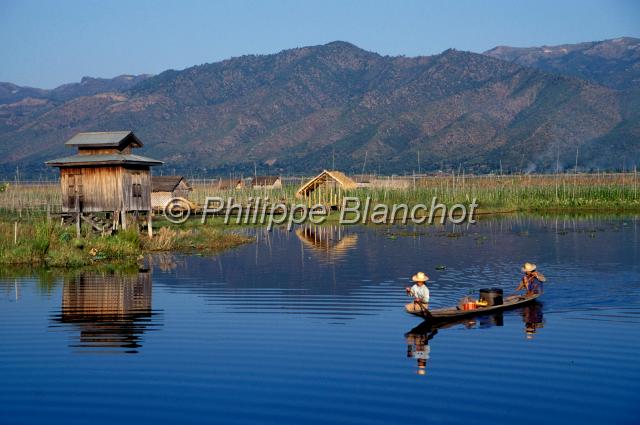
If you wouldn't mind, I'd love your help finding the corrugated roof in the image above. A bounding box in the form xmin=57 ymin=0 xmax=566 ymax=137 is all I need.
xmin=152 ymin=176 xmax=190 ymax=192
xmin=64 ymin=131 xmax=143 ymax=148
xmin=45 ymin=153 xmax=163 ymax=167
xmin=295 ymin=170 xmax=358 ymax=196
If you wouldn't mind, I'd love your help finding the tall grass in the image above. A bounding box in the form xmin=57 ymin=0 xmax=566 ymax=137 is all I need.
xmin=2 ymin=172 xmax=639 ymax=214
xmin=189 ymin=173 xmax=640 ymax=211
xmin=0 ymin=214 xmax=252 ymax=267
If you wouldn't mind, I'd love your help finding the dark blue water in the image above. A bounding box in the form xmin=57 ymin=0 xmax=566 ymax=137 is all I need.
xmin=1 ymin=216 xmax=639 ymax=425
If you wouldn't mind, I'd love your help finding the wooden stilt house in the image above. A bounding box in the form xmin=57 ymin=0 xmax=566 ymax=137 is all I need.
xmin=295 ymin=170 xmax=358 ymax=209
xmin=46 ymin=131 xmax=163 ymax=235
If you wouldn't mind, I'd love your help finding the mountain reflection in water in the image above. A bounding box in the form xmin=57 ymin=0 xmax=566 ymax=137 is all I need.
xmin=49 ymin=270 xmax=162 ymax=354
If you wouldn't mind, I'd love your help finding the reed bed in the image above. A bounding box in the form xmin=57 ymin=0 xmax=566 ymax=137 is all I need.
xmin=0 ymin=180 xmax=62 ymax=216
xmin=189 ymin=173 xmax=640 ymax=211
xmin=349 ymin=173 xmax=640 ymax=210
xmin=2 ymin=172 xmax=639 ymax=215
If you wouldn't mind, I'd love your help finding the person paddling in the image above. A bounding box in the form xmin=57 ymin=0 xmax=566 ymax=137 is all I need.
xmin=405 ymin=272 xmax=430 ymax=313
xmin=517 ymin=262 xmax=546 ymax=295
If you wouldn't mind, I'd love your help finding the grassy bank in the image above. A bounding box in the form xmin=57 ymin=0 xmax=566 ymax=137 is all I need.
xmin=0 ymin=216 xmax=253 ymax=267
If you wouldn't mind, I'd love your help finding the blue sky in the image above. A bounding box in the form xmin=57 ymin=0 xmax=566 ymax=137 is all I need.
xmin=1 ymin=0 xmax=639 ymax=88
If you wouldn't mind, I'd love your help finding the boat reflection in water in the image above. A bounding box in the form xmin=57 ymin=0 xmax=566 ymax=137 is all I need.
xmin=50 ymin=269 xmax=162 ymax=354
xmin=405 ymin=302 xmax=544 ymax=375
xmin=295 ymin=225 xmax=358 ymax=264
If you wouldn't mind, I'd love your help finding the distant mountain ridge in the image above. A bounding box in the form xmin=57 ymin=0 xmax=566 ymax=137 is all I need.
xmin=484 ymin=37 xmax=640 ymax=90
xmin=0 ymin=74 xmax=151 ymax=103
xmin=0 ymin=38 xmax=638 ymax=177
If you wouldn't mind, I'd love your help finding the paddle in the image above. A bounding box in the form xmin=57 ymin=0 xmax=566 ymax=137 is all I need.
xmin=415 ymin=300 xmax=434 ymax=321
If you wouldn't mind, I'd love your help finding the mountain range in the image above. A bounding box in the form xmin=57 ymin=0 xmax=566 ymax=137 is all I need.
xmin=1 ymin=37 xmax=639 ymax=177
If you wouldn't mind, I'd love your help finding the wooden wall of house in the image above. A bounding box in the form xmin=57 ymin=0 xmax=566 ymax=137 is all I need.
xmin=61 ymin=166 xmax=123 ymax=212
xmin=60 ymin=165 xmax=151 ymax=213
xmin=78 ymin=146 xmax=132 ymax=155
xmin=121 ymin=167 xmax=151 ymax=211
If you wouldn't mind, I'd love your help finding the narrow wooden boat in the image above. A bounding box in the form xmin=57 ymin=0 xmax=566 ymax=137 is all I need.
xmin=406 ymin=293 xmax=541 ymax=321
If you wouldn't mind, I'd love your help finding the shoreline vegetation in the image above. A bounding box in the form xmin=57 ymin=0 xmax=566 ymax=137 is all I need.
xmin=0 ymin=215 xmax=253 ymax=268
xmin=0 ymin=172 xmax=638 ymax=267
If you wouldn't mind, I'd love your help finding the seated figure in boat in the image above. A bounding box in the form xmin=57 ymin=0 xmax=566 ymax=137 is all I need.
xmin=405 ymin=272 xmax=430 ymax=313
xmin=517 ymin=262 xmax=546 ymax=295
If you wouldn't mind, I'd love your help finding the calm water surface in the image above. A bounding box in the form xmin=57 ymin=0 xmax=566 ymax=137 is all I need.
xmin=1 ymin=216 xmax=639 ymax=425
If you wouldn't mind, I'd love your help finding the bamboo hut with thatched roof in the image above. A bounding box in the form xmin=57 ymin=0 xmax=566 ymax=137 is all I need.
xmin=296 ymin=170 xmax=358 ymax=209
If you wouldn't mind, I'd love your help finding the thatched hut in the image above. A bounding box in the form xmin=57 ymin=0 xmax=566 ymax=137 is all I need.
xmin=252 ymin=176 xmax=282 ymax=189
xmin=151 ymin=176 xmax=191 ymax=209
xmin=296 ymin=170 xmax=358 ymax=208
xmin=45 ymin=131 xmax=162 ymax=234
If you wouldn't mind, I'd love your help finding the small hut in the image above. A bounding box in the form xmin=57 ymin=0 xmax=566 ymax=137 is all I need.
xmin=296 ymin=170 xmax=358 ymax=209
xmin=252 ymin=176 xmax=282 ymax=189
xmin=45 ymin=131 xmax=162 ymax=234
xmin=151 ymin=176 xmax=191 ymax=209
xmin=217 ymin=178 xmax=244 ymax=190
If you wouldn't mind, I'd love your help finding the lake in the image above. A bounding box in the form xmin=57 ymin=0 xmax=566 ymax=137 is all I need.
xmin=1 ymin=215 xmax=639 ymax=425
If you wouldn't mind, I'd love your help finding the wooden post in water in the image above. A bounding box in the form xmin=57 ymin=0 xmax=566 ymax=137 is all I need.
xmin=75 ymin=194 xmax=81 ymax=238
xmin=635 ymin=166 xmax=638 ymax=200
xmin=121 ymin=210 xmax=127 ymax=230
xmin=14 ymin=221 xmax=17 ymax=245
xmin=147 ymin=211 xmax=153 ymax=238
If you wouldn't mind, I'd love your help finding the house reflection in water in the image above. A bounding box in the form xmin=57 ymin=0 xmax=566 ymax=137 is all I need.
xmin=295 ymin=225 xmax=358 ymax=263
xmin=51 ymin=269 xmax=161 ymax=354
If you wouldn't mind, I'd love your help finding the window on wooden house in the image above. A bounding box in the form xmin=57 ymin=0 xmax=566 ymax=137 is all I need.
xmin=132 ymin=183 xmax=142 ymax=198
xmin=67 ymin=174 xmax=83 ymax=208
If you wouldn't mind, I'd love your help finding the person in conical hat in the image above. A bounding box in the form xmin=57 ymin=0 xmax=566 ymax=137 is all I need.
xmin=405 ymin=272 xmax=430 ymax=313
xmin=517 ymin=262 xmax=546 ymax=295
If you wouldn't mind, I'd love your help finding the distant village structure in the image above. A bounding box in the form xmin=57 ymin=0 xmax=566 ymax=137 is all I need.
xmin=151 ymin=176 xmax=191 ymax=209
xmin=252 ymin=176 xmax=282 ymax=189
xmin=216 ymin=177 xmax=244 ymax=190
xmin=45 ymin=131 xmax=162 ymax=236
xmin=296 ymin=170 xmax=358 ymax=209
